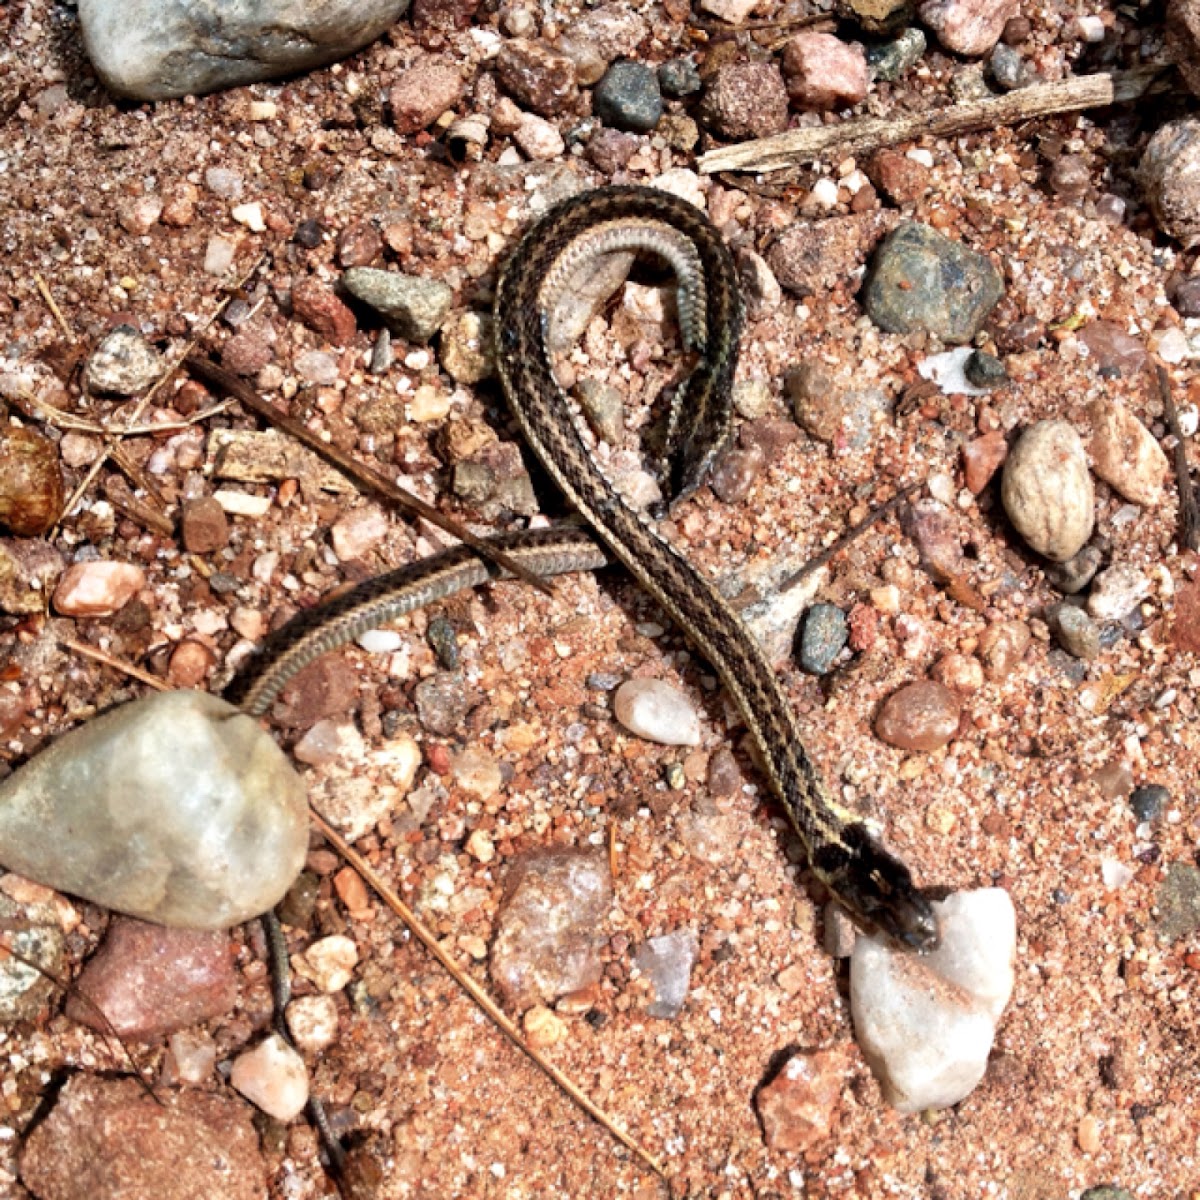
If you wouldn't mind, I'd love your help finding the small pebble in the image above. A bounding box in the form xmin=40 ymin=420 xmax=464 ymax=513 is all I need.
xmin=180 ymin=496 xmax=230 ymax=554
xmin=451 ymin=747 xmax=503 ymax=800
xmin=439 ymin=311 xmax=494 ymax=384
xmin=698 ymin=62 xmax=789 ymax=141
xmin=1089 ymin=398 xmax=1169 ymax=507
xmin=962 ymin=430 xmax=1008 ymax=493
xmin=1077 ymin=320 xmax=1147 ymax=376
xmin=1042 ymin=543 xmax=1104 ymax=594
xmin=1045 ymin=603 xmax=1101 ymax=660
xmin=978 ymin=620 xmax=1031 ymax=679
xmin=593 ymin=60 xmax=662 ymax=132
xmin=1140 ymin=118 xmax=1200 ymax=245
xmin=781 ymin=32 xmax=868 ymax=111
xmin=613 ymin=679 xmax=702 ymax=746
xmin=867 ymin=29 xmax=926 ymax=83
xmin=989 ymin=42 xmax=1028 ymax=89
xmin=635 ymin=930 xmax=698 ymax=1018
xmin=1087 ymin=564 xmax=1150 ymax=621
xmin=756 ymin=1048 xmax=849 ymax=1153
xmin=1001 ymin=420 xmax=1094 ymax=562
xmin=798 ymin=604 xmax=849 ymax=674
xmin=342 ymin=268 xmax=454 ymax=344
xmin=414 ymin=672 xmax=470 ymax=736
xmin=427 ymin=616 xmax=460 ymax=668
xmin=1157 ymin=862 xmax=1200 ymax=940
xmin=298 ymin=934 xmax=358 ymax=992
xmin=286 ymin=994 xmax=339 ymax=1054
xmin=53 ymin=560 xmax=145 ymax=617
xmin=917 ymin=0 xmax=1018 ymax=56
xmin=1130 ymin=784 xmax=1168 ymax=824
xmin=330 ymin=507 xmax=388 ymax=561
xmin=875 ymin=680 xmax=961 ymax=752
xmin=658 ymin=56 xmax=701 ymax=98
xmin=523 ymin=1004 xmax=567 ymax=1048
xmin=230 ymin=1033 xmax=309 ymax=1122
xmin=0 ymin=426 xmax=63 ymax=537
xmin=85 ymin=326 xmax=162 ymax=395
xmin=963 ymin=350 xmax=1008 ymax=389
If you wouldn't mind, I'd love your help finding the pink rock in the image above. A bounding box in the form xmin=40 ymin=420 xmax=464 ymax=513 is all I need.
xmin=52 ymin=560 xmax=145 ymax=617
xmin=330 ymin=506 xmax=388 ymax=562
xmin=756 ymin=1047 xmax=850 ymax=1152
xmin=874 ymin=680 xmax=962 ymax=752
xmin=18 ymin=1074 xmax=265 ymax=1200
xmin=389 ymin=58 xmax=464 ymax=134
xmin=65 ymin=917 xmax=237 ymax=1041
xmin=918 ymin=0 xmax=1018 ymax=55
xmin=230 ymin=1033 xmax=309 ymax=1122
xmin=962 ymin=430 xmax=1008 ymax=493
xmin=782 ymin=33 xmax=868 ymax=110
xmin=291 ymin=277 xmax=357 ymax=344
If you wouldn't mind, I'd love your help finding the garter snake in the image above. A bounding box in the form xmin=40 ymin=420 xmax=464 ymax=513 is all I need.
xmin=234 ymin=184 xmax=938 ymax=952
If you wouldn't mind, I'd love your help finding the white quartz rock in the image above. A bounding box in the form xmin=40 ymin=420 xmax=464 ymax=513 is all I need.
xmin=0 ymin=692 xmax=308 ymax=929
xmin=850 ymin=888 xmax=1016 ymax=1113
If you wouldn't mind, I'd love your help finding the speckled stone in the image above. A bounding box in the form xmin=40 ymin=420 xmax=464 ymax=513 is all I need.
xmin=756 ymin=1047 xmax=850 ymax=1152
xmin=1001 ymin=420 xmax=1094 ymax=562
xmin=0 ymin=891 xmax=64 ymax=1021
xmin=863 ymin=222 xmax=1004 ymax=344
xmin=866 ymin=28 xmax=926 ymax=82
xmin=1045 ymin=603 xmax=1101 ymax=660
xmin=798 ymin=604 xmax=849 ymax=674
xmin=593 ymin=60 xmax=663 ymax=132
xmin=342 ymin=268 xmax=454 ymax=344
xmin=1130 ymin=784 xmax=1168 ymax=824
xmin=1156 ymin=862 xmax=1200 ymax=941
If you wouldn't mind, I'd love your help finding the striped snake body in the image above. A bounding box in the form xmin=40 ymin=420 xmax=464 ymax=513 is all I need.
xmin=236 ymin=185 xmax=938 ymax=952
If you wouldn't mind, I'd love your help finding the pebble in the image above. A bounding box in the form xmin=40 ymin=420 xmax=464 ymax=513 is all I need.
xmin=490 ymin=848 xmax=612 ymax=1009
xmin=330 ymin=506 xmax=388 ymax=561
xmin=0 ymin=891 xmax=64 ymax=1020
xmin=222 ymin=329 xmax=274 ymax=376
xmin=85 ymin=326 xmax=162 ymax=395
xmin=204 ymin=235 xmax=237 ymax=276
xmin=989 ymin=42 xmax=1028 ymax=89
xmin=698 ymin=0 xmax=758 ymax=21
xmin=557 ymin=4 xmax=648 ymax=84
xmin=0 ymin=691 xmax=307 ymax=928
xmin=709 ymin=442 xmax=765 ymax=504
xmin=414 ymin=672 xmax=470 ymax=735
xmin=230 ymin=1033 xmax=309 ymax=1122
xmin=52 ymin=560 xmax=146 ymax=617
xmin=0 ymin=538 xmax=65 ymax=614
xmin=389 ymin=57 xmax=464 ymax=133
xmin=787 ymin=364 xmax=890 ymax=452
xmin=286 ymin=994 xmax=339 ymax=1054
xmin=1093 ymin=761 xmax=1135 ymax=800
xmin=903 ymin=497 xmax=963 ymax=583
xmin=658 ymin=56 xmax=702 ymax=98
xmin=875 ymin=680 xmax=961 ymax=752
xmin=343 ymin=267 xmax=454 ymax=346
xmin=1001 ymin=420 xmax=1094 ymax=562
xmin=698 ymin=62 xmax=789 ymax=140
xmin=1080 ymin=1190 xmax=1134 ymax=1200
xmin=495 ymin=38 xmax=578 ymax=116
xmin=1156 ymin=863 xmax=1200 ymax=940
xmin=163 ymin=1029 xmax=218 ymax=1085
xmin=634 ymin=929 xmax=698 ymax=1018
xmin=1140 ymin=119 xmax=1200 ymax=245
xmin=292 ymin=277 xmax=357 ymax=344
xmin=782 ymin=32 xmax=868 ymax=110
xmin=231 ymin=202 xmax=266 ymax=233
xmin=1077 ymin=320 xmax=1147 ymax=376
xmin=1043 ymin=543 xmax=1104 ymax=594
xmin=917 ymin=0 xmax=1017 ymax=55
xmin=613 ymin=678 xmax=702 ymax=746
xmin=1086 ymin=564 xmax=1150 ymax=621
xmin=978 ymin=619 xmax=1031 ymax=679
xmin=514 ymin=112 xmax=565 ymax=160
xmin=0 ymin=426 xmax=63 ymax=537
xmin=917 ymin=346 xmax=991 ymax=397
xmin=298 ymin=934 xmax=359 ymax=992
xmin=755 ymin=1048 xmax=849 ymax=1153
xmin=1089 ymin=398 xmax=1169 ymax=507
xmin=964 ymin=349 xmax=1008 ymax=389
xmin=66 ymin=918 xmax=236 ymax=1040
xmin=294 ymin=349 xmax=339 ymax=385
xmin=79 ymin=0 xmax=406 ymax=99
xmin=439 ymin=311 xmax=495 ymax=384
xmin=1045 ymin=603 xmax=1101 ymax=660
xmin=575 ymin=378 xmax=625 ymax=443
xmin=337 ymin=223 xmax=383 ymax=269
xmin=851 ymin=889 xmax=1016 ymax=1111
xmin=962 ymin=430 xmax=1008 ymax=493
xmin=451 ymin=747 xmax=504 ymax=800
xmin=593 ymin=60 xmax=662 ymax=132
xmin=931 ymin=652 xmax=984 ymax=693
xmin=1129 ymin=784 xmax=1168 ymax=825
xmin=180 ymin=496 xmax=230 ymax=554
xmin=798 ymin=604 xmax=849 ymax=674
xmin=426 ymin=617 xmax=460 ymax=669
xmin=867 ymin=28 xmax=926 ymax=82
xmin=863 ymin=222 xmax=1004 ymax=344
xmin=19 ymin=1074 xmax=265 ymax=1200
xmin=158 ymin=641 xmax=214 ymax=686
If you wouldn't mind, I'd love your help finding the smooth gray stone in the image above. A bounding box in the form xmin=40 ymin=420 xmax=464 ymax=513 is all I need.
xmin=0 ymin=692 xmax=308 ymax=929
xmin=79 ymin=0 xmax=410 ymax=101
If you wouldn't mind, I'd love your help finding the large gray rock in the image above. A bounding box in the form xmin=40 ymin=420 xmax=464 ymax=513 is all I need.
xmin=79 ymin=0 xmax=410 ymax=101
xmin=0 ymin=692 xmax=308 ymax=928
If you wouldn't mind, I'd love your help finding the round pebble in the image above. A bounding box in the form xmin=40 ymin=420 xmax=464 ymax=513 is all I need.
xmin=1129 ymin=784 xmax=1168 ymax=824
xmin=613 ymin=679 xmax=701 ymax=746
xmin=230 ymin=1033 xmax=309 ymax=1122
xmin=1001 ymin=420 xmax=1094 ymax=562
xmin=798 ymin=604 xmax=849 ymax=675
xmin=593 ymin=60 xmax=663 ymax=132
xmin=285 ymin=994 xmax=339 ymax=1054
xmin=85 ymin=326 xmax=162 ymax=395
xmin=874 ymin=680 xmax=961 ymax=752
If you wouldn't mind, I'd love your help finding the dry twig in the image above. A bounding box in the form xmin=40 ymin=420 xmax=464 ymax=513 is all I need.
xmin=58 ymin=637 xmax=170 ymax=691
xmin=307 ymin=807 xmax=668 ymax=1183
xmin=34 ymin=273 xmax=76 ymax=343
xmin=698 ymin=67 xmax=1170 ymax=175
xmin=1155 ymin=362 xmax=1200 ymax=551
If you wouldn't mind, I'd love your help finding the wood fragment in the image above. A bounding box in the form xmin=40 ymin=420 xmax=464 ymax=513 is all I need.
xmin=1155 ymin=361 xmax=1200 ymax=551
xmin=58 ymin=637 xmax=170 ymax=691
xmin=186 ymin=352 xmax=556 ymax=597
xmin=698 ymin=67 xmax=1171 ymax=175
xmin=33 ymin=273 xmax=75 ymax=343
xmin=307 ymin=807 xmax=668 ymax=1183
xmin=102 ymin=472 xmax=175 ymax=538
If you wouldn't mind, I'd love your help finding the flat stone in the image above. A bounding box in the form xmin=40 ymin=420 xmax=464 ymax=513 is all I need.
xmin=874 ymin=680 xmax=961 ymax=751
xmin=79 ymin=0 xmax=409 ymax=101
xmin=851 ymin=888 xmax=1016 ymax=1112
xmin=756 ymin=1047 xmax=850 ymax=1152
xmin=343 ymin=268 xmax=454 ymax=344
xmin=52 ymin=560 xmax=146 ymax=617
xmin=490 ymin=848 xmax=612 ymax=1010
xmin=634 ymin=928 xmax=698 ymax=1018
xmin=0 ymin=692 xmax=308 ymax=929
xmin=19 ymin=1074 xmax=265 ymax=1200
xmin=66 ymin=917 xmax=237 ymax=1040
xmin=1089 ymin=397 xmax=1169 ymax=507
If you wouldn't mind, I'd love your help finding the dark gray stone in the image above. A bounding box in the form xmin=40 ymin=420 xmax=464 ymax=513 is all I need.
xmin=798 ymin=604 xmax=849 ymax=675
xmin=593 ymin=60 xmax=663 ymax=133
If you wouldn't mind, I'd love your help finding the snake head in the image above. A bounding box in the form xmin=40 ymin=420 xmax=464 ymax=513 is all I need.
xmin=815 ymin=823 xmax=940 ymax=953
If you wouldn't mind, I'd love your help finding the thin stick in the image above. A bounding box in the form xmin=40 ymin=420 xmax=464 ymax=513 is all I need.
xmin=10 ymin=385 xmax=234 ymax=435
xmin=307 ymin=807 xmax=668 ymax=1182
xmin=698 ymin=67 xmax=1170 ymax=174
xmin=1155 ymin=362 xmax=1200 ymax=551
xmin=777 ymin=481 xmax=921 ymax=594
xmin=34 ymin=274 xmax=75 ymax=343
xmin=185 ymin=353 xmax=556 ymax=598
xmin=59 ymin=637 xmax=170 ymax=691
